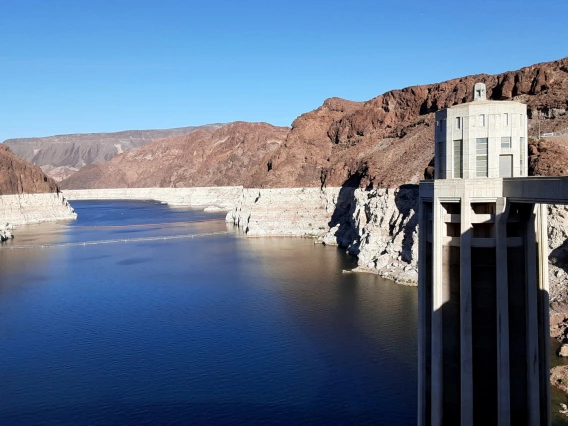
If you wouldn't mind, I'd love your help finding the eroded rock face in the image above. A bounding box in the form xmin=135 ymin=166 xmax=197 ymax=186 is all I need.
xmin=318 ymin=186 xmax=419 ymax=285
xmin=0 ymin=146 xmax=77 ymax=226
xmin=0 ymin=193 xmax=76 ymax=226
xmin=0 ymin=145 xmax=59 ymax=195
xmin=226 ymin=187 xmax=341 ymax=237
xmin=529 ymin=138 xmax=568 ymax=177
xmin=60 ymin=122 xmax=289 ymax=189
xmin=226 ymin=186 xmax=420 ymax=284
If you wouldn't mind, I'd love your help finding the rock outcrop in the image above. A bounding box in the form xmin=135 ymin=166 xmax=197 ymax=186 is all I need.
xmin=0 ymin=145 xmax=76 ymax=226
xmin=551 ymin=366 xmax=568 ymax=395
xmin=0 ymin=223 xmax=13 ymax=241
xmin=320 ymin=186 xmax=419 ymax=285
xmin=4 ymin=124 xmax=223 ymax=181
xmin=529 ymin=137 xmax=568 ymax=177
xmin=0 ymin=193 xmax=76 ymax=226
xmin=227 ymin=184 xmax=567 ymax=290
xmin=226 ymin=186 xmax=420 ymax=284
xmin=226 ymin=188 xmax=341 ymax=237
xmin=0 ymin=145 xmax=60 ymax=195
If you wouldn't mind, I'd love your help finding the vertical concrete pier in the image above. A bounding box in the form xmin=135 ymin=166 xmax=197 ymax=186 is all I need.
xmin=417 ymin=84 xmax=566 ymax=425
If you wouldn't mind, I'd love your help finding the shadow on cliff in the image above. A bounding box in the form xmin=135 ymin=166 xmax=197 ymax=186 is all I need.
xmin=325 ymin=170 xmax=367 ymax=253
xmin=395 ymin=184 xmax=420 ymax=264
xmin=550 ymin=239 xmax=568 ymax=274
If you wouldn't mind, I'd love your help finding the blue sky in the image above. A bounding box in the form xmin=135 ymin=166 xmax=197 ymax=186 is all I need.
xmin=1 ymin=0 xmax=567 ymax=141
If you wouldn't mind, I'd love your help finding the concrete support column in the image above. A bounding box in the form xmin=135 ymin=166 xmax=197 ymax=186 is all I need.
xmin=418 ymin=199 xmax=428 ymax=426
xmin=460 ymin=193 xmax=473 ymax=426
xmin=537 ymin=204 xmax=550 ymax=426
xmin=431 ymin=196 xmax=444 ymax=426
xmin=525 ymin=204 xmax=540 ymax=426
xmin=495 ymin=198 xmax=511 ymax=426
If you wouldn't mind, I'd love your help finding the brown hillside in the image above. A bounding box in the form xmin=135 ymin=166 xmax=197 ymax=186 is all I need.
xmin=0 ymin=145 xmax=59 ymax=195
xmin=61 ymin=122 xmax=289 ymax=189
xmin=257 ymin=57 xmax=568 ymax=188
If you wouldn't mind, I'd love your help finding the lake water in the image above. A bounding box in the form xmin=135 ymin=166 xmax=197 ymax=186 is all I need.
xmin=0 ymin=200 xmax=418 ymax=425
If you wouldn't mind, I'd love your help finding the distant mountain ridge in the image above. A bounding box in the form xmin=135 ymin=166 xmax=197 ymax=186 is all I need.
xmin=60 ymin=57 xmax=568 ymax=190
xmin=3 ymin=124 xmax=224 ymax=181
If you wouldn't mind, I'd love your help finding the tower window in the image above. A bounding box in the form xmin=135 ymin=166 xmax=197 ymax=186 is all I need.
xmin=456 ymin=117 xmax=461 ymax=129
xmin=503 ymin=113 xmax=509 ymax=126
xmin=476 ymin=138 xmax=488 ymax=177
xmin=478 ymin=114 xmax=485 ymax=127
xmin=437 ymin=140 xmax=446 ymax=178
xmin=453 ymin=140 xmax=463 ymax=178
xmin=501 ymin=137 xmax=511 ymax=149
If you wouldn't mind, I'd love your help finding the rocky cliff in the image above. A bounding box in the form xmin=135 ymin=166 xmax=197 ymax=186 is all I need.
xmin=0 ymin=193 xmax=76 ymax=226
xmin=3 ymin=124 xmax=223 ymax=182
xmin=226 ymin=188 xmax=341 ymax=236
xmin=257 ymin=57 xmax=568 ymax=189
xmin=0 ymin=145 xmax=76 ymax=225
xmin=226 ymin=186 xmax=419 ymax=284
xmin=0 ymin=145 xmax=60 ymax=195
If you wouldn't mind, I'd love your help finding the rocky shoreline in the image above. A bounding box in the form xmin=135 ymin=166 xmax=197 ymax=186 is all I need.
xmin=0 ymin=224 xmax=14 ymax=241
xmin=226 ymin=185 xmax=419 ymax=284
xmin=0 ymin=192 xmax=77 ymax=229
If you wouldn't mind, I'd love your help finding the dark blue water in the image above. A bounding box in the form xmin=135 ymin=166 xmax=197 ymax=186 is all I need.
xmin=0 ymin=201 xmax=418 ymax=425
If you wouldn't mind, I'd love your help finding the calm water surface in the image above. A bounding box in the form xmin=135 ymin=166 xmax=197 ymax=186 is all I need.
xmin=0 ymin=201 xmax=418 ymax=425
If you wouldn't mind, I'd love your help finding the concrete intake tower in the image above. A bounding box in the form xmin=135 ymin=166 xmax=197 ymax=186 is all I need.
xmin=417 ymin=83 xmax=568 ymax=426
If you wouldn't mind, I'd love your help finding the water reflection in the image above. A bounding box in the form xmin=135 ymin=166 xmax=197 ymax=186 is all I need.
xmin=0 ymin=201 xmax=417 ymax=425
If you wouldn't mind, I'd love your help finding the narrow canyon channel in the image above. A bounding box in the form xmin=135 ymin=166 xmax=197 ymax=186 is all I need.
xmin=0 ymin=200 xmax=418 ymax=424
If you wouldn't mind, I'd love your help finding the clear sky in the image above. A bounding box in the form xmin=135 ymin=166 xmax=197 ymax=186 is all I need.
xmin=1 ymin=0 xmax=567 ymax=141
